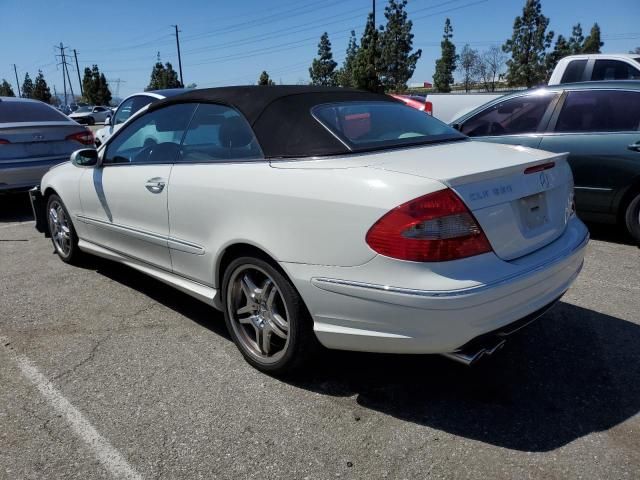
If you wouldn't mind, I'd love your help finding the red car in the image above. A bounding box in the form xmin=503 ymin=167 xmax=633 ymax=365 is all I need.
xmin=390 ymin=94 xmax=433 ymax=115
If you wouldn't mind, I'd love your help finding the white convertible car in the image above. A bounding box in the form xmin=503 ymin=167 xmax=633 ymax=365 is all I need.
xmin=30 ymin=86 xmax=588 ymax=374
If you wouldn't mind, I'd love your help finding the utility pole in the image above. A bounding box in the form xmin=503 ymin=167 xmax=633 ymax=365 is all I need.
xmin=372 ymin=0 xmax=375 ymax=27
xmin=64 ymin=60 xmax=75 ymax=100
xmin=73 ymin=49 xmax=83 ymax=96
xmin=13 ymin=64 xmax=21 ymax=97
xmin=172 ymin=25 xmax=184 ymax=87
xmin=107 ymin=78 xmax=126 ymax=98
xmin=55 ymin=43 xmax=68 ymax=106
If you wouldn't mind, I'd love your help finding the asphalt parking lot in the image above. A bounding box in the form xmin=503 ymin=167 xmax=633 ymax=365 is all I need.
xmin=1 ymin=193 xmax=639 ymax=479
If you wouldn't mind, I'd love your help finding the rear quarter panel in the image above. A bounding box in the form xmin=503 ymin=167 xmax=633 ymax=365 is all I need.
xmin=166 ymin=161 xmax=445 ymax=287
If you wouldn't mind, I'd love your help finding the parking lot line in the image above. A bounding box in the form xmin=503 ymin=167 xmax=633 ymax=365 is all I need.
xmin=1 ymin=337 xmax=143 ymax=480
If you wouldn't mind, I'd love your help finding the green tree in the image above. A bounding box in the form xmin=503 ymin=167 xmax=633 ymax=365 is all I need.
xmin=146 ymin=61 xmax=181 ymax=90
xmin=545 ymin=34 xmax=571 ymax=78
xmin=82 ymin=67 xmax=97 ymax=102
xmin=21 ymin=73 xmax=34 ymax=98
xmin=336 ymin=31 xmax=359 ymax=87
xmin=309 ymin=32 xmax=338 ymax=86
xmin=258 ymin=71 xmax=275 ymax=86
xmin=630 ymin=47 xmax=640 ymax=55
xmin=582 ymin=23 xmax=603 ymax=53
xmin=352 ymin=12 xmax=383 ymax=92
xmin=568 ymin=23 xmax=585 ymax=54
xmin=96 ymin=73 xmax=112 ymax=105
xmin=378 ymin=0 xmax=422 ymax=92
xmin=458 ymin=44 xmax=480 ymax=92
xmin=0 ymin=79 xmax=15 ymax=97
xmin=433 ymin=18 xmax=457 ymax=92
xmin=502 ymin=0 xmax=553 ymax=88
xmin=32 ymin=70 xmax=52 ymax=103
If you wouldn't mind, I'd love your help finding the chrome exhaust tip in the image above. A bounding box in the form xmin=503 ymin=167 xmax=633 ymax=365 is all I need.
xmin=442 ymin=337 xmax=506 ymax=366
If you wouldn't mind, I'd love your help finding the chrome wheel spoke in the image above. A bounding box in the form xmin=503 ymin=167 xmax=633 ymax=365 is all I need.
xmin=236 ymin=304 xmax=254 ymax=316
xmin=238 ymin=314 xmax=255 ymax=325
xmin=271 ymin=312 xmax=289 ymax=333
xmin=241 ymin=274 xmax=260 ymax=300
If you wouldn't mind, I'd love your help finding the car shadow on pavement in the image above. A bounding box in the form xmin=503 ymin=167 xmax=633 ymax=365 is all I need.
xmin=584 ymin=221 xmax=637 ymax=247
xmin=78 ymin=257 xmax=640 ymax=453
xmin=288 ymin=301 xmax=640 ymax=452
xmin=0 ymin=193 xmax=34 ymax=223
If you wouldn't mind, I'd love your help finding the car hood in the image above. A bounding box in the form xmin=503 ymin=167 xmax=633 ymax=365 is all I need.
xmin=69 ymin=112 xmax=91 ymax=117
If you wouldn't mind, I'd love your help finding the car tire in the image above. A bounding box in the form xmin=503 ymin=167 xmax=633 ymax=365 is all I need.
xmin=222 ymin=256 xmax=318 ymax=375
xmin=624 ymin=193 xmax=640 ymax=244
xmin=46 ymin=194 xmax=84 ymax=265
xmin=87 ymin=116 xmax=95 ymax=126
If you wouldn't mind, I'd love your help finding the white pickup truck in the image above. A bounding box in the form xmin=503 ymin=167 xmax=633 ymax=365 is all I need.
xmin=548 ymin=53 xmax=640 ymax=85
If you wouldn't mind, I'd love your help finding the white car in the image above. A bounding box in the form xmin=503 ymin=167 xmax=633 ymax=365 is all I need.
xmin=94 ymin=89 xmax=185 ymax=146
xmin=30 ymin=86 xmax=588 ymax=374
xmin=68 ymin=105 xmax=112 ymax=125
xmin=548 ymin=53 xmax=640 ymax=85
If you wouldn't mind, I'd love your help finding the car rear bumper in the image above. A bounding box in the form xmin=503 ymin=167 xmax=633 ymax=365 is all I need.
xmin=281 ymin=216 xmax=588 ymax=354
xmin=0 ymin=158 xmax=68 ymax=192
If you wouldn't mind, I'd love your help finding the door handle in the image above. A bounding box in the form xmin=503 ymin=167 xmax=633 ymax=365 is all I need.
xmin=145 ymin=177 xmax=166 ymax=194
xmin=627 ymin=143 xmax=640 ymax=152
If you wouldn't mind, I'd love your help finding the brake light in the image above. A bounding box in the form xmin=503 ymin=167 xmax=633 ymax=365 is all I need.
xmin=0 ymin=139 xmax=9 ymax=144
xmin=66 ymin=130 xmax=94 ymax=146
xmin=365 ymin=189 xmax=492 ymax=262
xmin=424 ymin=101 xmax=433 ymax=116
xmin=524 ymin=162 xmax=555 ymax=174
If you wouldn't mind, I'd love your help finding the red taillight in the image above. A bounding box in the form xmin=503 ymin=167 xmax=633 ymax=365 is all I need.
xmin=66 ymin=130 xmax=94 ymax=146
xmin=365 ymin=189 xmax=492 ymax=262
xmin=524 ymin=162 xmax=555 ymax=174
xmin=0 ymin=139 xmax=10 ymax=144
xmin=424 ymin=101 xmax=433 ymax=116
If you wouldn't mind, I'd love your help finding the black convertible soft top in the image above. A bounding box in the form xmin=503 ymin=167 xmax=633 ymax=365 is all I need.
xmin=149 ymin=85 xmax=398 ymax=158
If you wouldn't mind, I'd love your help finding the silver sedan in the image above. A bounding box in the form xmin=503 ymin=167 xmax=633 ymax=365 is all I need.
xmin=0 ymin=97 xmax=94 ymax=192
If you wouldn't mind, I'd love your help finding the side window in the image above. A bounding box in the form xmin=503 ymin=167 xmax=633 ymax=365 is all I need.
xmin=113 ymin=98 xmax=135 ymax=125
xmin=461 ymin=93 xmax=558 ymax=137
xmin=592 ymin=60 xmax=640 ymax=81
xmin=179 ymin=103 xmax=263 ymax=163
xmin=555 ymin=90 xmax=640 ymax=133
xmin=104 ymin=103 xmax=196 ymax=165
xmin=560 ymin=60 xmax=587 ymax=83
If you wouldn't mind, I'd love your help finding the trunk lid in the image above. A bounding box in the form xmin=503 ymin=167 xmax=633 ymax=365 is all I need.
xmin=0 ymin=123 xmax=86 ymax=162
xmin=368 ymin=141 xmax=573 ymax=260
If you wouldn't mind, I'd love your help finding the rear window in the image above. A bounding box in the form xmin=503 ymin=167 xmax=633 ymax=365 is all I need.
xmin=592 ymin=60 xmax=640 ymax=80
xmin=560 ymin=59 xmax=587 ymax=83
xmin=0 ymin=101 xmax=70 ymax=123
xmin=312 ymin=101 xmax=463 ymax=151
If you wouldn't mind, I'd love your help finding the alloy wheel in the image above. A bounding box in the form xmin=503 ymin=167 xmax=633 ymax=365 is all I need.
xmin=48 ymin=200 xmax=72 ymax=257
xmin=226 ymin=265 xmax=290 ymax=364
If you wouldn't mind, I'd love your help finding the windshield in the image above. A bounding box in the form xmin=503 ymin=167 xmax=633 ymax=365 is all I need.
xmin=75 ymin=106 xmax=92 ymax=113
xmin=312 ymin=101 xmax=464 ymax=151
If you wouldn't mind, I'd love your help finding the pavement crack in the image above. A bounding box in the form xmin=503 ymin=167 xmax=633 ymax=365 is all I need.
xmin=52 ymin=335 xmax=106 ymax=381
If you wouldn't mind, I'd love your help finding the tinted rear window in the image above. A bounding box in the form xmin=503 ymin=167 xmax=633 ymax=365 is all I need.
xmin=0 ymin=101 xmax=69 ymax=123
xmin=560 ymin=59 xmax=587 ymax=83
xmin=312 ymin=101 xmax=463 ymax=151
xmin=555 ymin=90 xmax=640 ymax=132
xmin=592 ymin=60 xmax=640 ymax=80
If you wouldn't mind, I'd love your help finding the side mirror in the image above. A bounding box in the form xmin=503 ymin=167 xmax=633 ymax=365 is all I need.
xmin=70 ymin=148 xmax=98 ymax=167
xmin=104 ymin=115 xmax=111 ymax=126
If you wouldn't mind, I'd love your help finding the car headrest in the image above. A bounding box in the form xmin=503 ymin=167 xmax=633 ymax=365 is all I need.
xmin=219 ymin=116 xmax=254 ymax=148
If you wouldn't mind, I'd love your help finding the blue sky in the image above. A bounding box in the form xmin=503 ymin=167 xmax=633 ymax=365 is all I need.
xmin=1 ymin=0 xmax=639 ymax=99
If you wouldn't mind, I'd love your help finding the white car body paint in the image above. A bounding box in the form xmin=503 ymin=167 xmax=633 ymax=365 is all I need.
xmin=39 ymin=138 xmax=587 ymax=355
